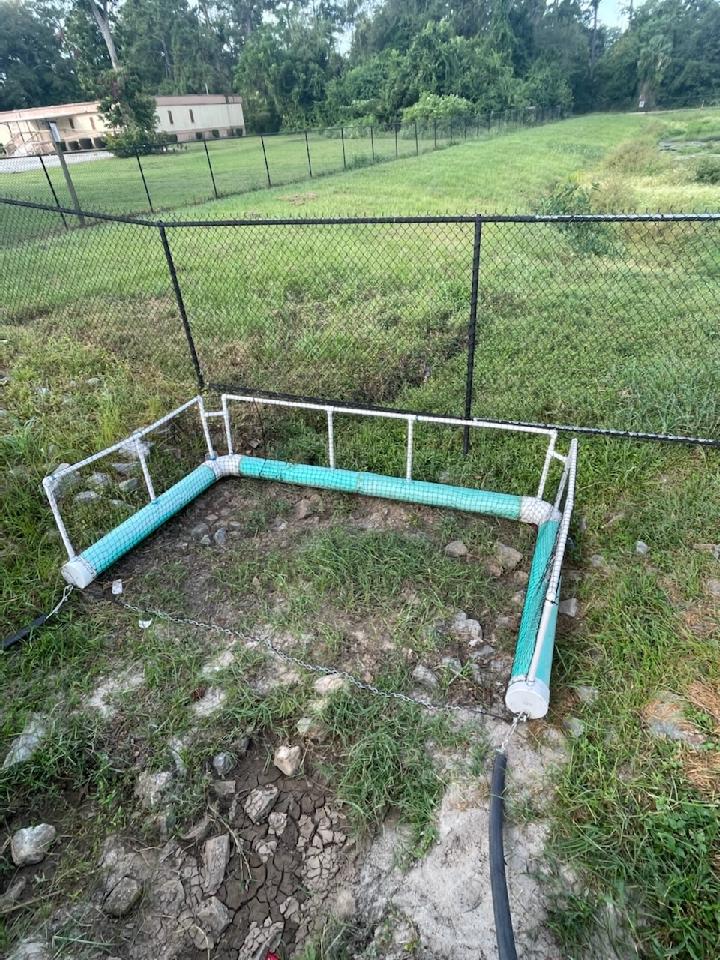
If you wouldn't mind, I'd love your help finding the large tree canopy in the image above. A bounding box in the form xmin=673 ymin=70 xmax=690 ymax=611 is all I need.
xmin=1 ymin=0 xmax=719 ymax=128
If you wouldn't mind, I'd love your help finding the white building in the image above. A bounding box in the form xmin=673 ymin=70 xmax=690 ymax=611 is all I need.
xmin=0 ymin=94 xmax=245 ymax=156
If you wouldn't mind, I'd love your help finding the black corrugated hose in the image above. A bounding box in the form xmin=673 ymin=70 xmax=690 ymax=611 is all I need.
xmin=489 ymin=749 xmax=519 ymax=960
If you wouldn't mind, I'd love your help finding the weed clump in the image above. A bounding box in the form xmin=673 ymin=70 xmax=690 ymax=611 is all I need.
xmin=693 ymin=156 xmax=720 ymax=184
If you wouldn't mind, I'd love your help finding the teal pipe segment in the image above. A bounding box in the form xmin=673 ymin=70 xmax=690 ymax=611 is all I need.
xmin=236 ymin=455 xmax=525 ymax=521
xmin=62 ymin=464 xmax=216 ymax=587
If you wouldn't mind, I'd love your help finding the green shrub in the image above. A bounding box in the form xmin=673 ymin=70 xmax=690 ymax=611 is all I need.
xmin=402 ymin=93 xmax=475 ymax=124
xmin=694 ymin=156 xmax=720 ymax=184
xmin=536 ymin=180 xmax=618 ymax=256
xmin=605 ymin=138 xmax=668 ymax=177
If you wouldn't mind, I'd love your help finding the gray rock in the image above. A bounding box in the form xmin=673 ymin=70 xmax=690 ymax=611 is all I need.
xmin=213 ymin=527 xmax=227 ymax=546
xmin=49 ymin=464 xmax=80 ymax=498
xmin=412 ymin=664 xmax=439 ymax=689
xmin=103 ymin=876 xmax=142 ymax=917
xmin=572 ymin=684 xmax=599 ymax=704
xmin=212 ymin=751 xmax=234 ymax=777
xmin=562 ymin=717 xmax=585 ymax=739
xmin=706 ymin=578 xmax=720 ymax=599
xmin=211 ymin=780 xmax=236 ymax=798
xmin=297 ymin=716 xmax=329 ymax=740
xmin=635 ymin=540 xmax=649 ymax=556
xmin=470 ymin=644 xmax=496 ymax=660
xmin=643 ymin=692 xmax=706 ymax=746
xmin=85 ymin=377 xmax=102 ymax=386
xmin=3 ymin=714 xmax=48 ymax=768
xmin=334 ymin=887 xmax=356 ymax=920
xmin=118 ymin=477 xmax=139 ymax=494
xmin=117 ymin=439 xmax=151 ymax=459
xmin=495 ymin=541 xmax=523 ymax=572
xmin=559 ymin=597 xmax=580 ymax=617
xmin=74 ymin=489 xmax=99 ymax=504
xmin=87 ymin=471 xmax=110 ymax=490
xmin=313 ymin=674 xmax=348 ymax=695
xmin=0 ymin=877 xmax=26 ymax=911
xmin=111 ymin=461 xmax=139 ymax=477
xmin=244 ymin=785 xmax=278 ymax=823
xmin=273 ymin=744 xmax=302 ymax=777
xmin=0 ymin=408 xmax=8 ymax=418
xmin=191 ymin=522 xmax=210 ymax=539
xmin=440 ymin=656 xmax=463 ymax=675
xmin=450 ymin=611 xmax=483 ymax=645
xmin=11 ymin=824 xmax=56 ymax=866
xmin=268 ymin=811 xmax=288 ymax=836
xmin=191 ymin=896 xmax=232 ymax=949
xmin=7 ymin=940 xmax=51 ymax=960
xmin=693 ymin=542 xmax=720 ymax=561
xmin=135 ymin=770 xmax=172 ymax=810
xmin=444 ymin=540 xmax=468 ymax=559
xmin=202 ymin=833 xmax=230 ymax=895
xmin=589 ymin=554 xmax=608 ymax=570
xmin=200 ymin=534 xmax=212 ymax=546
xmin=294 ymin=497 xmax=314 ymax=520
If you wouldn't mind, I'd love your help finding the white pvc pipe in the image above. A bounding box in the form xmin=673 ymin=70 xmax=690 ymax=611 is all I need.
xmin=222 ymin=394 xmax=556 ymax=439
xmin=527 ymin=439 xmax=578 ymax=684
xmin=327 ymin=408 xmax=335 ymax=468
xmin=406 ymin=416 xmax=414 ymax=480
xmin=197 ymin=395 xmax=216 ymax=459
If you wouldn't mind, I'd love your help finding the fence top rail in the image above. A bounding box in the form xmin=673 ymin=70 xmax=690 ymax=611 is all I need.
xmin=2 ymin=194 xmax=720 ymax=229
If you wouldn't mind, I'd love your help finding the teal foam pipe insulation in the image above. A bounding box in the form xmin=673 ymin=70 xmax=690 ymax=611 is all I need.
xmin=61 ymin=453 xmax=562 ymax=718
xmin=504 ymin=518 xmax=561 ymax=718
xmin=61 ymin=464 xmax=216 ymax=588
xmin=235 ymin=455 xmax=530 ymax=521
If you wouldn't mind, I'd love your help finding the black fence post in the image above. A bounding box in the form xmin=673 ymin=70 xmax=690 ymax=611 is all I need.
xmin=304 ymin=129 xmax=313 ymax=178
xmin=463 ymin=215 xmax=482 ymax=455
xmin=414 ymin=120 xmax=419 ymax=156
xmin=341 ymin=126 xmax=347 ymax=170
xmin=261 ymin=135 xmax=272 ymax=187
xmin=395 ymin=122 xmax=399 ymax=158
xmin=158 ymin=223 xmax=204 ymax=390
xmin=370 ymin=125 xmax=375 ymax=162
xmin=38 ymin=155 xmax=68 ymax=230
xmin=202 ymin=135 xmax=219 ymax=199
xmin=135 ymin=150 xmax=154 ymax=213
xmin=433 ymin=118 xmax=437 ymax=150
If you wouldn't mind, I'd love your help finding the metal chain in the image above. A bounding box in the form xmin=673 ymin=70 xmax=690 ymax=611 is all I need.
xmin=90 ymin=591 xmax=514 ymax=725
xmin=497 ymin=711 xmax=526 ymax=754
xmin=47 ymin=584 xmax=74 ymax=621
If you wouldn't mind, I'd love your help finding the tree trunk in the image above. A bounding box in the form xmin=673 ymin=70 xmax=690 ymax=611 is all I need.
xmin=590 ymin=0 xmax=600 ymax=73
xmin=89 ymin=0 xmax=120 ymax=70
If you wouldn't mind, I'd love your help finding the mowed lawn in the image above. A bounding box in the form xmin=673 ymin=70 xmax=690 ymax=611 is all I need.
xmin=1 ymin=110 xmax=719 ymax=958
xmin=0 ymin=121 xmax=465 ymax=220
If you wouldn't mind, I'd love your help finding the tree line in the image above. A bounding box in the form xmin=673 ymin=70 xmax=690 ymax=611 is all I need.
xmin=1 ymin=0 xmax=719 ymax=134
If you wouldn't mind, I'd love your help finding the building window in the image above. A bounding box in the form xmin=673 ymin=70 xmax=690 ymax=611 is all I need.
xmin=168 ymin=111 xmax=174 ymax=124
xmin=68 ymin=118 xmax=75 ymax=129
xmin=189 ymin=109 xmax=194 ymax=123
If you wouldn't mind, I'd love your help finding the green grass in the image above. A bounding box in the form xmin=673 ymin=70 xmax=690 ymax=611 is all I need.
xmin=0 ymin=121 xmax=486 ymax=242
xmin=1 ymin=108 xmax=720 ymax=957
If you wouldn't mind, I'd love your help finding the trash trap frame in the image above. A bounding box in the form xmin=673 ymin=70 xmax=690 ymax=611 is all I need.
xmin=43 ymin=394 xmax=578 ymax=719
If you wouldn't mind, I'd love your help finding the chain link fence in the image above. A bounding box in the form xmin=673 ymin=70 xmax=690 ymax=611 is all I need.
xmin=1 ymin=197 xmax=718 ymax=446
xmin=0 ymin=108 xmax=564 ymax=237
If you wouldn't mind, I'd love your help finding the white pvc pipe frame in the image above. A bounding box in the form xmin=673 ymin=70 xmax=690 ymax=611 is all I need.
xmin=45 ymin=392 xmax=571 ymax=563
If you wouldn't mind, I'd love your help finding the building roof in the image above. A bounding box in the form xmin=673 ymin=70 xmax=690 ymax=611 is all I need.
xmin=0 ymin=102 xmax=101 ymax=123
xmin=0 ymin=94 xmax=242 ymax=124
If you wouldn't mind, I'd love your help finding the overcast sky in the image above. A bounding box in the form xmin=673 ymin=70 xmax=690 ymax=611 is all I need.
xmin=600 ymin=0 xmax=633 ymax=30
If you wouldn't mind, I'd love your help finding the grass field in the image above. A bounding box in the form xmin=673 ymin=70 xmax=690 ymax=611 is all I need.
xmin=0 ymin=119 xmax=476 ymax=222
xmin=1 ymin=109 xmax=719 ymax=958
